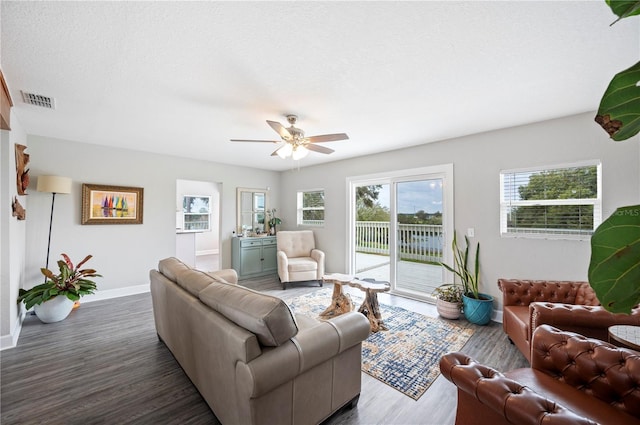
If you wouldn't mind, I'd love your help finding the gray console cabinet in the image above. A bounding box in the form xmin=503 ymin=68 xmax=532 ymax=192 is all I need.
xmin=231 ymin=236 xmax=277 ymax=279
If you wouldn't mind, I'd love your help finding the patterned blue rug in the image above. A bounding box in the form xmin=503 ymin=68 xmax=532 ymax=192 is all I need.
xmin=287 ymin=287 xmax=475 ymax=400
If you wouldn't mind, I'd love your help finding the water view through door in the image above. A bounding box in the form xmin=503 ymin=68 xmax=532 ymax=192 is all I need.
xmin=352 ymin=168 xmax=450 ymax=301
xmin=394 ymin=178 xmax=444 ymax=297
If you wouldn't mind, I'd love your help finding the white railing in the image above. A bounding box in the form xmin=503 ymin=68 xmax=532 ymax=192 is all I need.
xmin=356 ymin=221 xmax=443 ymax=263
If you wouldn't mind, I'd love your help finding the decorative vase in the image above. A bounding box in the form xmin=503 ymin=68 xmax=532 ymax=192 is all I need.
xmin=34 ymin=296 xmax=75 ymax=323
xmin=436 ymin=299 xmax=461 ymax=319
xmin=462 ymin=293 xmax=494 ymax=325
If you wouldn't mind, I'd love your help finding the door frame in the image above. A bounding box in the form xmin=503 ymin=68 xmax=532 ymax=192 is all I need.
xmin=346 ymin=164 xmax=454 ymax=297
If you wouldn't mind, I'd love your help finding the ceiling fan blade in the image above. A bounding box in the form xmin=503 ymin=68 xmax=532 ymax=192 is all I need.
xmin=230 ymin=139 xmax=280 ymax=143
xmin=305 ymin=144 xmax=334 ymax=155
xmin=267 ymin=120 xmax=292 ymax=140
xmin=306 ymin=133 xmax=349 ymax=143
xmin=271 ymin=143 xmax=287 ymax=156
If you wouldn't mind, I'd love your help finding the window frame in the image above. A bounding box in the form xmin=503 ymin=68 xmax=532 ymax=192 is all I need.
xmin=499 ymin=160 xmax=602 ymax=240
xmin=297 ymin=189 xmax=325 ymax=227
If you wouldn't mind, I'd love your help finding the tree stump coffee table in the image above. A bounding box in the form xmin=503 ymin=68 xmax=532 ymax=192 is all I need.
xmin=349 ymin=278 xmax=391 ymax=332
xmin=321 ymin=274 xmax=391 ymax=332
xmin=319 ymin=273 xmax=355 ymax=319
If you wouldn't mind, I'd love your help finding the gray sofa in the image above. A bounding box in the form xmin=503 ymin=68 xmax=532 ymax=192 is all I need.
xmin=150 ymin=257 xmax=370 ymax=425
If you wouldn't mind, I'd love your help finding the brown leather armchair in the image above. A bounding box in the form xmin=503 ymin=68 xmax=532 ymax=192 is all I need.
xmin=498 ymin=279 xmax=640 ymax=362
xmin=440 ymin=325 xmax=640 ymax=425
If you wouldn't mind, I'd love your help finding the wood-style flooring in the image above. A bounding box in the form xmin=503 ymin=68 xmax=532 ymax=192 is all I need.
xmin=1 ymin=274 xmax=527 ymax=425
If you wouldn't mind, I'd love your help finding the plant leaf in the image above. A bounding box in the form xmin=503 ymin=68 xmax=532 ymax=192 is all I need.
xmin=606 ymin=0 xmax=640 ymax=24
xmin=588 ymin=205 xmax=640 ymax=313
xmin=595 ymin=61 xmax=640 ymax=141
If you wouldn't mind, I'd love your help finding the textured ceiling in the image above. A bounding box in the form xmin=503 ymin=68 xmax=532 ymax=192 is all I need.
xmin=1 ymin=1 xmax=638 ymax=171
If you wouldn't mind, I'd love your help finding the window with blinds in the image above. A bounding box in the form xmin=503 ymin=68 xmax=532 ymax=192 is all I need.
xmin=499 ymin=161 xmax=601 ymax=239
xmin=297 ymin=190 xmax=325 ymax=226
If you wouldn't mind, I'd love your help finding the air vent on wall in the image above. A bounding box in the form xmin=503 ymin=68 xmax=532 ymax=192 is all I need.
xmin=21 ymin=91 xmax=55 ymax=109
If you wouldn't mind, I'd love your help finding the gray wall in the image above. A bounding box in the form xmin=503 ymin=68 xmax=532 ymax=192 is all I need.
xmin=277 ymin=112 xmax=639 ymax=308
xmin=21 ymin=136 xmax=280 ymax=298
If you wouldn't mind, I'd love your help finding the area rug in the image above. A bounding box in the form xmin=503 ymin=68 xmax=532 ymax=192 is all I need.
xmin=286 ymin=288 xmax=475 ymax=400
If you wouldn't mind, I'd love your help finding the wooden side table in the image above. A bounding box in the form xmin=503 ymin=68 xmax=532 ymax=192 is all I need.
xmin=348 ymin=278 xmax=391 ymax=333
xmin=608 ymin=325 xmax=640 ymax=351
xmin=320 ymin=274 xmax=355 ymax=319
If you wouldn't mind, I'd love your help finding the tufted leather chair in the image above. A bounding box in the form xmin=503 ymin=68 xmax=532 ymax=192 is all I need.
xmin=440 ymin=325 xmax=640 ymax=425
xmin=498 ymin=279 xmax=640 ymax=362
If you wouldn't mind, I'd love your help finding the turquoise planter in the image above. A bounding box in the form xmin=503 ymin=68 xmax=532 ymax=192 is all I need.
xmin=462 ymin=293 xmax=494 ymax=325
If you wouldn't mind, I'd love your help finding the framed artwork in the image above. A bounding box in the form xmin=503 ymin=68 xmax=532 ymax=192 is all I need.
xmin=81 ymin=183 xmax=143 ymax=225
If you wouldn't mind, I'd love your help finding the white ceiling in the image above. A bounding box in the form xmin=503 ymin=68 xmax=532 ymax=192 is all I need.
xmin=1 ymin=1 xmax=638 ymax=171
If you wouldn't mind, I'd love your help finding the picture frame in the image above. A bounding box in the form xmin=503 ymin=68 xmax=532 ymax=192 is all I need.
xmin=81 ymin=183 xmax=143 ymax=225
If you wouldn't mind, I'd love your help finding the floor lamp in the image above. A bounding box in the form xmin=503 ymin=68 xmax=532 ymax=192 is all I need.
xmin=37 ymin=175 xmax=72 ymax=272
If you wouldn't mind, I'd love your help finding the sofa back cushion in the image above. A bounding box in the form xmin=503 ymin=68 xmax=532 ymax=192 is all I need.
xmin=277 ymin=230 xmax=316 ymax=258
xmin=199 ymin=282 xmax=298 ymax=347
xmin=158 ymin=257 xmax=228 ymax=297
xmin=574 ymin=282 xmax=601 ymax=306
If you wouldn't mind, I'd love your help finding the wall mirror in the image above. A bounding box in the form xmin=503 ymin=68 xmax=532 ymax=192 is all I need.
xmin=236 ymin=187 xmax=268 ymax=234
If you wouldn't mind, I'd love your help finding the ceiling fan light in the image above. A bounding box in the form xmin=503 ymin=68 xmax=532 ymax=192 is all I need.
xmin=277 ymin=143 xmax=293 ymax=159
xmin=292 ymin=145 xmax=309 ymax=160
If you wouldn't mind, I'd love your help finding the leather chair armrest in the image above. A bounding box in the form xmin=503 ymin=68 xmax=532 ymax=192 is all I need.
xmin=439 ymin=352 xmax=596 ymax=425
xmin=530 ymin=302 xmax=640 ymax=333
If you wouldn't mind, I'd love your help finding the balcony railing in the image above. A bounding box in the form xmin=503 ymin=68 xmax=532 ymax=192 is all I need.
xmin=356 ymin=221 xmax=443 ymax=263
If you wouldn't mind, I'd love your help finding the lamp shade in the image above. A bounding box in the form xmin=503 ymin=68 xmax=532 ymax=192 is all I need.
xmin=37 ymin=176 xmax=72 ymax=194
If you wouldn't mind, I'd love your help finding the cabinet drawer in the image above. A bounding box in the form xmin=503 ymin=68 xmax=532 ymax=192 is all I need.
xmin=261 ymin=238 xmax=277 ymax=246
xmin=240 ymin=239 xmax=262 ymax=247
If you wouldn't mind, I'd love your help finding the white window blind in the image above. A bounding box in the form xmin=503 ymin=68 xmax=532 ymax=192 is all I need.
xmin=500 ymin=162 xmax=601 ymax=239
xmin=297 ymin=190 xmax=325 ymax=226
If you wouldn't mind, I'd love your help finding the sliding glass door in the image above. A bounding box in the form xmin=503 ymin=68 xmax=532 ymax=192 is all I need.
xmin=348 ymin=165 xmax=453 ymax=301
xmin=395 ymin=177 xmax=444 ymax=296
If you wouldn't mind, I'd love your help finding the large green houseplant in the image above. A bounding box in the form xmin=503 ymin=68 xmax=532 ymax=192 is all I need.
xmin=439 ymin=231 xmax=493 ymax=325
xmin=590 ymin=1 xmax=640 ymax=313
xmin=18 ymin=254 xmax=101 ymax=322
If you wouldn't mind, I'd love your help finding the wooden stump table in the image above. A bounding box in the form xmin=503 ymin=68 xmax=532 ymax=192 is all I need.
xmin=319 ymin=273 xmax=355 ymax=320
xmin=321 ymin=274 xmax=391 ymax=332
xmin=348 ymin=278 xmax=391 ymax=332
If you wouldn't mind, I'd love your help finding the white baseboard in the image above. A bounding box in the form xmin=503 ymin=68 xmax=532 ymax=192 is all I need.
xmin=0 ymin=311 xmax=25 ymax=351
xmin=81 ymin=284 xmax=150 ymax=304
xmin=492 ymin=308 xmax=503 ymax=324
xmin=1 ymin=285 xmax=150 ymax=350
xmin=196 ymin=249 xmax=219 ymax=256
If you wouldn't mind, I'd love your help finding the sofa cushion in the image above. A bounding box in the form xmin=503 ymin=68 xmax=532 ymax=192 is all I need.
xmin=574 ymin=282 xmax=600 ymax=306
xmin=199 ymin=283 xmax=298 ymax=347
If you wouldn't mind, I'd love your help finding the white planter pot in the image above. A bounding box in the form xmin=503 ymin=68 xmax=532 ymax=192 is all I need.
xmin=436 ymin=299 xmax=461 ymax=320
xmin=34 ymin=296 xmax=75 ymax=323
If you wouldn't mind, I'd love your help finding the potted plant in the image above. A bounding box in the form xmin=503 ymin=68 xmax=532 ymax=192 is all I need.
xmin=432 ymin=283 xmax=463 ymax=319
xmin=439 ymin=231 xmax=493 ymax=325
xmin=17 ymin=253 xmax=101 ymax=323
xmin=267 ymin=208 xmax=282 ymax=234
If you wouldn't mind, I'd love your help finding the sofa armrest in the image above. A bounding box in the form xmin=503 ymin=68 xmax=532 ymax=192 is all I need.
xmin=206 ymin=268 xmax=238 ymax=284
xmin=439 ymin=352 xmax=596 ymax=425
xmin=276 ymin=250 xmax=289 ymax=281
xmin=236 ymin=312 xmax=370 ymax=398
xmin=530 ymin=325 xmax=640 ymax=418
xmin=530 ymin=302 xmax=640 ymax=336
xmin=498 ymin=279 xmax=583 ymax=307
xmin=310 ymin=248 xmax=325 ymax=277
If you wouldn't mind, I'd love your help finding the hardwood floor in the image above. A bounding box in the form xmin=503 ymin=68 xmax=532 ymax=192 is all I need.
xmin=1 ymin=275 xmax=527 ymax=425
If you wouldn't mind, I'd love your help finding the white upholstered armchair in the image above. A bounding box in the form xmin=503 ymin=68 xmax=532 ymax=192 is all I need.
xmin=276 ymin=230 xmax=325 ymax=289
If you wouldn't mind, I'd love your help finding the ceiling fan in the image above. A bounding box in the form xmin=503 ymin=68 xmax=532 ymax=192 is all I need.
xmin=231 ymin=115 xmax=349 ymax=160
